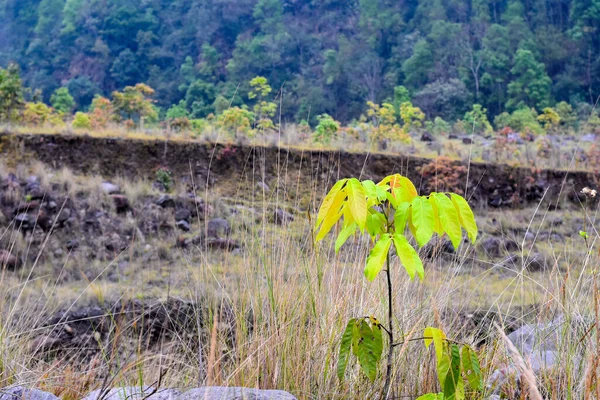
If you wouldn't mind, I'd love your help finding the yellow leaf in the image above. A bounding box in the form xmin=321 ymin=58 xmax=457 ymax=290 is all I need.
xmin=346 ymin=178 xmax=367 ymax=232
xmin=451 ymin=194 xmax=477 ymax=244
xmin=392 ymin=234 xmax=424 ymax=280
xmin=428 ymin=195 xmax=444 ymax=235
xmin=315 ymin=188 xmax=347 ymax=241
xmin=433 ymin=193 xmax=462 ymax=249
xmin=364 ymin=234 xmax=392 ymax=281
xmin=316 ymin=179 xmax=347 ymax=229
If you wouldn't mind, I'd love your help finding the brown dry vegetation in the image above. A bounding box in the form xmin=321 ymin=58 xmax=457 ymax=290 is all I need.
xmin=0 ymin=132 xmax=599 ymax=399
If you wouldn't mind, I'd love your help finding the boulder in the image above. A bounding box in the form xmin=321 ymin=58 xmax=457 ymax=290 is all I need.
xmin=256 ymin=181 xmax=270 ymax=192
xmin=111 ymin=195 xmax=130 ymax=213
xmin=101 ymin=182 xmax=120 ymax=194
xmin=0 ymin=386 xmax=58 ymax=400
xmin=177 ymin=220 xmax=191 ymax=232
xmin=207 ymin=218 xmax=231 ymax=238
xmin=82 ymin=387 xmax=180 ymax=400
xmin=271 ymin=209 xmax=294 ymax=225
xmin=175 ymin=209 xmax=191 ymax=222
xmin=155 ymin=195 xmax=175 ymax=208
xmin=0 ymin=250 xmax=19 ymax=269
xmin=177 ymin=387 xmax=297 ymax=400
xmin=420 ymin=132 xmax=434 ymax=142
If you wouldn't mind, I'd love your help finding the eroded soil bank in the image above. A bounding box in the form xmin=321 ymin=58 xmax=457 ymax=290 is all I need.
xmin=1 ymin=132 xmax=596 ymax=209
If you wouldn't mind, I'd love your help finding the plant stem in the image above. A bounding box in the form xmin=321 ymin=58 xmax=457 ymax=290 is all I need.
xmin=381 ymin=253 xmax=394 ymax=400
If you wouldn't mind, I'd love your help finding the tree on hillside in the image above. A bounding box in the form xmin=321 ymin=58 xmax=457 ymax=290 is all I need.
xmin=50 ymin=87 xmax=75 ymax=114
xmin=506 ymin=48 xmax=553 ymax=111
xmin=111 ymin=83 xmax=157 ymax=126
xmin=0 ymin=63 xmax=24 ymax=123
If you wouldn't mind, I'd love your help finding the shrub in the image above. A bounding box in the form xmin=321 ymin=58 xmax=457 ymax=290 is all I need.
xmin=50 ymin=87 xmax=75 ymax=114
xmin=72 ymin=112 xmax=91 ymax=129
xmin=431 ymin=116 xmax=451 ymax=135
xmin=22 ymin=102 xmax=64 ymax=127
xmin=190 ymin=118 xmax=208 ymax=135
xmin=494 ymin=107 xmax=543 ymax=135
xmin=365 ymin=102 xmax=411 ymax=143
xmin=166 ymin=100 xmax=189 ymax=121
xmin=313 ymin=114 xmax=339 ymax=144
xmin=399 ymin=101 xmax=425 ymax=132
xmin=217 ymin=106 xmax=255 ymax=136
xmin=537 ymin=107 xmax=561 ymax=133
xmin=417 ymin=156 xmax=468 ymax=195
xmin=463 ymin=104 xmax=492 ymax=134
xmin=155 ymin=166 xmax=173 ymax=192
xmin=89 ymin=96 xmax=113 ymax=129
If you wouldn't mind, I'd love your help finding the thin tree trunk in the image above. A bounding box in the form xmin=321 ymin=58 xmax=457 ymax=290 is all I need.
xmin=381 ymin=253 xmax=394 ymax=399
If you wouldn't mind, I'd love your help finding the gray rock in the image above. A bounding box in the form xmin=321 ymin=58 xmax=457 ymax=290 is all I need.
xmin=272 ymin=209 xmax=294 ymax=225
xmin=0 ymin=250 xmax=19 ymax=269
xmin=100 ymin=182 xmax=120 ymax=194
xmin=155 ymin=195 xmax=175 ymax=208
xmin=256 ymin=182 xmax=270 ymax=192
xmin=177 ymin=220 xmax=191 ymax=232
xmin=207 ymin=218 xmax=231 ymax=238
xmin=82 ymin=387 xmax=180 ymax=400
xmin=420 ymin=132 xmax=434 ymax=142
xmin=175 ymin=209 xmax=192 ymax=221
xmin=581 ymin=133 xmax=596 ymax=142
xmin=177 ymin=387 xmax=297 ymax=400
xmin=0 ymin=386 xmax=58 ymax=400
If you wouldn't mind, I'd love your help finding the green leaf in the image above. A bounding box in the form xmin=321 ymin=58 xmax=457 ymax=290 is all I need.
xmin=362 ymin=180 xmax=378 ymax=198
xmin=392 ymin=233 xmax=424 ymax=280
xmin=443 ymin=344 xmax=462 ymax=400
xmin=580 ymin=230 xmax=589 ymax=240
xmin=369 ymin=316 xmax=384 ymax=362
xmin=366 ymin=211 xmax=386 ymax=238
xmin=416 ymin=394 xmax=444 ymax=400
xmin=335 ymin=223 xmax=357 ymax=253
xmin=316 ymin=179 xmax=347 ymax=229
xmin=346 ymin=178 xmax=368 ymax=232
xmin=394 ymin=202 xmax=410 ymax=234
xmin=337 ymin=319 xmax=355 ymax=380
xmin=364 ymin=234 xmax=392 ymax=281
xmin=451 ymin=194 xmax=478 ymax=244
xmin=433 ymin=193 xmax=462 ymax=250
xmin=461 ymin=345 xmax=482 ymax=390
xmin=411 ymin=196 xmax=434 ymax=247
xmin=356 ymin=320 xmax=379 ymax=381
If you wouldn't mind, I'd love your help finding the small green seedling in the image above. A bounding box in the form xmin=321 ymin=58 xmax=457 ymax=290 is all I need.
xmin=315 ymin=174 xmax=480 ymax=399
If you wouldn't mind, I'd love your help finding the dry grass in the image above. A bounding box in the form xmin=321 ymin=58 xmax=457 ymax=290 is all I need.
xmin=0 ymin=154 xmax=598 ymax=399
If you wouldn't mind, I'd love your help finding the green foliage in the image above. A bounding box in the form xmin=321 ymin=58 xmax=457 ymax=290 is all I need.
xmin=506 ymin=49 xmax=552 ymax=111
xmin=166 ymin=100 xmax=189 ymax=120
xmin=72 ymin=112 xmax=91 ymax=129
xmin=463 ymin=104 xmax=492 ymax=134
xmin=155 ymin=167 xmax=173 ymax=192
xmin=313 ymin=114 xmax=339 ymax=144
xmin=50 ymin=87 xmax=75 ymax=114
xmin=22 ymin=102 xmax=64 ymax=127
xmin=494 ymin=107 xmax=544 ymax=135
xmin=316 ymin=174 xmax=478 ymax=387
xmin=419 ymin=327 xmax=482 ymax=400
xmin=249 ymin=76 xmax=277 ymax=131
xmin=0 ymin=63 xmax=24 ymax=122
xmin=3 ymin=0 xmax=600 ymax=125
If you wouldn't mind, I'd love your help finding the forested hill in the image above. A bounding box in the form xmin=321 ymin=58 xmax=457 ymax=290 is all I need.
xmin=1 ymin=0 xmax=600 ymax=124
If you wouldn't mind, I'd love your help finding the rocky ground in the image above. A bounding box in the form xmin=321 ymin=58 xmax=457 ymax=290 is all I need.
xmin=0 ymin=133 xmax=597 ymax=399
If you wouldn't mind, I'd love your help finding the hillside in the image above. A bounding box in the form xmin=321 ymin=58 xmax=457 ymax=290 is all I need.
xmin=2 ymin=0 xmax=600 ymax=124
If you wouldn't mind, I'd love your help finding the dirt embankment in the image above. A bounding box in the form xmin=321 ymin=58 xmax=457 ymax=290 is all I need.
xmin=1 ymin=132 xmax=596 ymax=209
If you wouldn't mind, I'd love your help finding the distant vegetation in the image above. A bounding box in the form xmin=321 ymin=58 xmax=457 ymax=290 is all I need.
xmin=2 ymin=0 xmax=600 ymax=127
